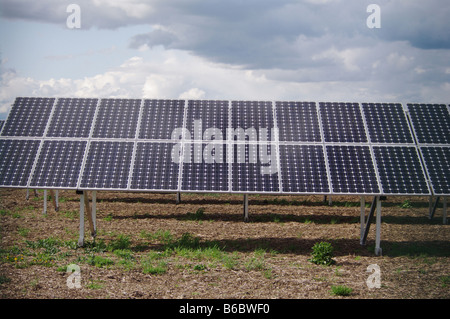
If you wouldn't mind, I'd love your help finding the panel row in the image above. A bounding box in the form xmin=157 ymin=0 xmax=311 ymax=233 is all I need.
xmin=0 ymin=139 xmax=444 ymax=195
xmin=2 ymin=98 xmax=448 ymax=145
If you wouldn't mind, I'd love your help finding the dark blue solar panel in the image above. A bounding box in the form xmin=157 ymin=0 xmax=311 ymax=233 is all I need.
xmin=29 ymin=140 xmax=87 ymax=188
xmin=130 ymin=142 xmax=180 ymax=191
xmin=46 ymin=98 xmax=98 ymax=138
xmin=408 ymin=104 xmax=450 ymax=144
xmin=79 ymin=141 xmax=134 ymax=189
xmin=92 ymin=99 xmax=141 ymax=139
xmin=232 ymin=143 xmax=279 ymax=192
xmin=326 ymin=145 xmax=379 ymax=194
xmin=279 ymin=144 xmax=329 ymax=193
xmin=181 ymin=142 xmax=228 ymax=191
xmin=0 ymin=139 xmax=41 ymax=187
xmin=1 ymin=97 xmax=54 ymax=137
xmin=139 ymin=99 xmax=185 ymax=140
xmin=373 ymin=146 xmax=429 ymax=195
xmin=232 ymin=101 xmax=274 ymax=142
xmin=320 ymin=102 xmax=367 ymax=143
xmin=276 ymin=102 xmax=321 ymax=142
xmin=420 ymin=146 xmax=450 ymax=195
xmin=0 ymin=120 xmax=4 ymax=132
xmin=185 ymin=100 xmax=228 ymax=142
xmin=362 ymin=103 xmax=414 ymax=144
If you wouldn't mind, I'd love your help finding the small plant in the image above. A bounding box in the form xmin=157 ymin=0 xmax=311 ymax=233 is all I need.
xmin=107 ymin=234 xmax=131 ymax=251
xmin=87 ymin=255 xmax=114 ymax=268
xmin=186 ymin=208 xmax=205 ymax=221
xmin=400 ymin=200 xmax=412 ymax=209
xmin=309 ymin=241 xmax=335 ymax=266
xmin=193 ymin=264 xmax=207 ymax=271
xmin=331 ymin=285 xmax=352 ymax=296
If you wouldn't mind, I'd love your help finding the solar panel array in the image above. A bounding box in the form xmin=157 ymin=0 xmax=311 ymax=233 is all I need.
xmin=0 ymin=97 xmax=448 ymax=196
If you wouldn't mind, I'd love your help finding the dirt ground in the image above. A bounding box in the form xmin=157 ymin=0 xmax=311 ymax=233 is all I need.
xmin=0 ymin=188 xmax=449 ymax=301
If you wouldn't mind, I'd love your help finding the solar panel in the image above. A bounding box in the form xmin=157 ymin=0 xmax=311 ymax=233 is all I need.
xmin=130 ymin=142 xmax=181 ymax=191
xmin=232 ymin=101 xmax=274 ymax=142
xmin=420 ymin=146 xmax=450 ymax=195
xmin=185 ymin=100 xmax=229 ymax=142
xmin=1 ymin=97 xmax=54 ymax=137
xmin=46 ymin=98 xmax=98 ymax=138
xmin=0 ymin=139 xmax=41 ymax=187
xmin=408 ymin=104 xmax=450 ymax=144
xmin=326 ymin=145 xmax=379 ymax=194
xmin=373 ymin=146 xmax=430 ymax=195
xmin=79 ymin=141 xmax=134 ymax=190
xmin=29 ymin=140 xmax=87 ymax=188
xmin=0 ymin=120 xmax=4 ymax=132
xmin=362 ymin=103 xmax=414 ymax=144
xmin=232 ymin=143 xmax=279 ymax=192
xmin=275 ymin=101 xmax=321 ymax=142
xmin=181 ymin=142 xmax=229 ymax=192
xmin=279 ymin=144 xmax=329 ymax=193
xmin=92 ymin=99 xmax=141 ymax=139
xmin=320 ymin=102 xmax=367 ymax=143
xmin=139 ymin=99 xmax=185 ymax=140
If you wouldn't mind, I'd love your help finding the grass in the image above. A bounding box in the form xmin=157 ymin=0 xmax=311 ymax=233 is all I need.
xmin=331 ymin=285 xmax=353 ymax=296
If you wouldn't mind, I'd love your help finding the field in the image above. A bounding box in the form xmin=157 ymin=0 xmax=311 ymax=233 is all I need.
xmin=0 ymin=188 xmax=449 ymax=300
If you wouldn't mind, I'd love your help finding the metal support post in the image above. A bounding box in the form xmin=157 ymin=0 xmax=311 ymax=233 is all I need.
xmin=176 ymin=192 xmax=181 ymax=204
xmin=243 ymin=194 xmax=249 ymax=222
xmin=78 ymin=192 xmax=85 ymax=247
xmin=375 ymin=196 xmax=382 ymax=256
xmin=429 ymin=196 xmax=440 ymax=219
xmin=92 ymin=191 xmax=97 ymax=231
xmin=83 ymin=191 xmax=96 ymax=238
xmin=361 ymin=196 xmax=377 ymax=246
xmin=43 ymin=189 xmax=48 ymax=215
xmin=360 ymin=196 xmax=365 ymax=239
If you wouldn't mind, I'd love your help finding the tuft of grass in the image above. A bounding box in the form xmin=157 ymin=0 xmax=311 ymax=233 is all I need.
xmin=186 ymin=208 xmax=205 ymax=221
xmin=331 ymin=285 xmax=353 ymax=296
xmin=87 ymin=255 xmax=114 ymax=268
xmin=309 ymin=241 xmax=335 ymax=266
xmin=107 ymin=234 xmax=131 ymax=251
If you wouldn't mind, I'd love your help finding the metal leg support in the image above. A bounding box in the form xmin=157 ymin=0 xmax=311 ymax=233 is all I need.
xmin=243 ymin=194 xmax=249 ymax=222
xmin=78 ymin=192 xmax=85 ymax=247
xmin=360 ymin=196 xmax=377 ymax=246
xmin=443 ymin=197 xmax=447 ymax=225
xmin=43 ymin=189 xmax=48 ymax=215
xmin=375 ymin=196 xmax=382 ymax=256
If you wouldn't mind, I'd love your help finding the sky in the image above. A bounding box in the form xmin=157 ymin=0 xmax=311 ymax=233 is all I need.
xmin=0 ymin=0 xmax=449 ymax=119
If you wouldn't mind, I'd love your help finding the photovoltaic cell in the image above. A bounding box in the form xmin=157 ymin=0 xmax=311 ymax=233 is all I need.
xmin=420 ymin=147 xmax=450 ymax=195
xmin=79 ymin=141 xmax=134 ymax=190
xmin=185 ymin=100 xmax=228 ymax=141
xmin=232 ymin=101 xmax=274 ymax=142
xmin=276 ymin=102 xmax=321 ymax=142
xmin=279 ymin=145 xmax=329 ymax=193
xmin=362 ymin=103 xmax=414 ymax=144
xmin=1 ymin=97 xmax=54 ymax=137
xmin=320 ymin=102 xmax=367 ymax=143
xmin=46 ymin=98 xmax=98 ymax=138
xmin=130 ymin=142 xmax=180 ymax=191
xmin=326 ymin=145 xmax=379 ymax=194
xmin=408 ymin=104 xmax=450 ymax=144
xmin=181 ymin=143 xmax=228 ymax=191
xmin=373 ymin=146 xmax=429 ymax=195
xmin=232 ymin=143 xmax=279 ymax=192
xmin=29 ymin=140 xmax=87 ymax=188
xmin=139 ymin=100 xmax=185 ymax=140
xmin=92 ymin=99 xmax=141 ymax=139
xmin=0 ymin=139 xmax=41 ymax=187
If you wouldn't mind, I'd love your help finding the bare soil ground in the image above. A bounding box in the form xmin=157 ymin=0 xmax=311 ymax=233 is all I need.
xmin=0 ymin=189 xmax=449 ymax=301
